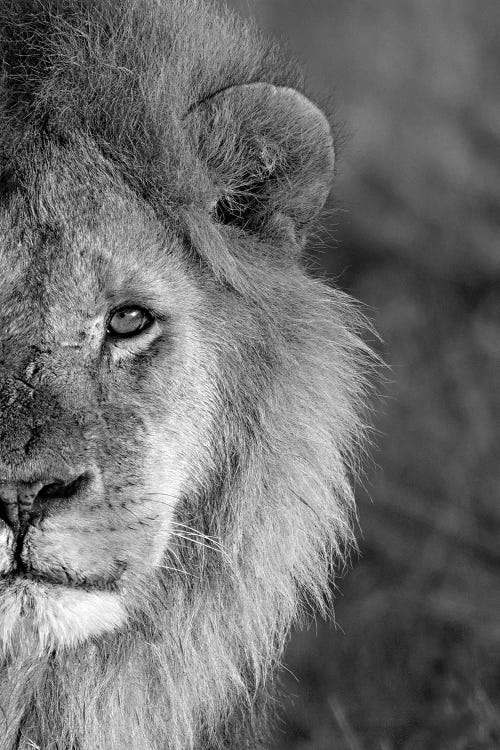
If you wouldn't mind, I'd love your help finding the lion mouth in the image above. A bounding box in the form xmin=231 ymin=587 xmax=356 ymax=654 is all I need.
xmin=0 ymin=517 xmax=128 ymax=593
xmin=1 ymin=560 xmax=127 ymax=592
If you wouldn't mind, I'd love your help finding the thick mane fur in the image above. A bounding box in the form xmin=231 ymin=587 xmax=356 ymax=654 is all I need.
xmin=0 ymin=0 xmax=297 ymax=213
xmin=0 ymin=2 xmax=372 ymax=749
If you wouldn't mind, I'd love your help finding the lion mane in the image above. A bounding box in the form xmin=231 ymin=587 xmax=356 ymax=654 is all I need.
xmin=0 ymin=1 xmax=372 ymax=748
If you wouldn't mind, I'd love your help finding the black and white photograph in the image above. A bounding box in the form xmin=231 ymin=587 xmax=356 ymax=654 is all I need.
xmin=0 ymin=1 xmax=498 ymax=748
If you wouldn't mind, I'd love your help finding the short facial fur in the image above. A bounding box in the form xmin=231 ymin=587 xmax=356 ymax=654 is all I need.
xmin=0 ymin=1 xmax=372 ymax=748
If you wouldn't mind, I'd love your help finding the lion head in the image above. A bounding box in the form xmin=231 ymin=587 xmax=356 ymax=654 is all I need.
xmin=0 ymin=1 xmax=371 ymax=748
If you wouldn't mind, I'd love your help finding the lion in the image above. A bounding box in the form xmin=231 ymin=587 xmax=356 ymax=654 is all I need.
xmin=0 ymin=0 xmax=371 ymax=748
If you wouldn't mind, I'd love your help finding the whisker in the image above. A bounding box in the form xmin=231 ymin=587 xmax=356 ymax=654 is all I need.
xmin=170 ymin=532 xmax=230 ymax=562
xmin=157 ymin=564 xmax=198 ymax=579
xmin=131 ymin=491 xmax=232 ymax=561
xmin=144 ymin=492 xmax=180 ymax=503
xmin=170 ymin=524 xmax=229 ymax=554
xmin=170 ymin=521 xmax=225 ymax=547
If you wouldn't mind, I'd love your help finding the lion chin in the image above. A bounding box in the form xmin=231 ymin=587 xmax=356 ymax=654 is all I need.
xmin=0 ymin=580 xmax=126 ymax=653
xmin=0 ymin=579 xmax=126 ymax=652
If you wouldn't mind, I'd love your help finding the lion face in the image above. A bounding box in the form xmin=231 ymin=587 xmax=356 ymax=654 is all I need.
xmin=0 ymin=13 xmax=343 ymax=664
xmin=0 ymin=151 xmax=217 ymax=650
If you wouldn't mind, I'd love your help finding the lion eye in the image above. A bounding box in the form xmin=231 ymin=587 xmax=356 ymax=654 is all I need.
xmin=107 ymin=307 xmax=154 ymax=338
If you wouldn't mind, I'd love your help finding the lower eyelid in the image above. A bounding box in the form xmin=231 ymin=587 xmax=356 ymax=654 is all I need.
xmin=110 ymin=320 xmax=160 ymax=348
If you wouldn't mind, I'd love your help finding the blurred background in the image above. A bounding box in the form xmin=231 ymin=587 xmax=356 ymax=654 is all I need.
xmin=228 ymin=2 xmax=500 ymax=748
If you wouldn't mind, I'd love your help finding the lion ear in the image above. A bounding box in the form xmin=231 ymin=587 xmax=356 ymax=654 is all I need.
xmin=188 ymin=83 xmax=335 ymax=240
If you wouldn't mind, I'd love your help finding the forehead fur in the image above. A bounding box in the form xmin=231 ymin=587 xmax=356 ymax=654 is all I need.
xmin=0 ymin=0 xmax=299 ymax=212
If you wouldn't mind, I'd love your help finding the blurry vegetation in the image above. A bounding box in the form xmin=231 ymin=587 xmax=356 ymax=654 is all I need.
xmin=228 ymin=1 xmax=500 ymax=747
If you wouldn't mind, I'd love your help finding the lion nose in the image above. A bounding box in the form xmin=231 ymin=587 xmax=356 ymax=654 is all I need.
xmin=0 ymin=474 xmax=88 ymax=531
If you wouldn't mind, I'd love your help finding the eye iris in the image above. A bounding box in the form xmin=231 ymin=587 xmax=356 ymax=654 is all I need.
xmin=108 ymin=308 xmax=150 ymax=336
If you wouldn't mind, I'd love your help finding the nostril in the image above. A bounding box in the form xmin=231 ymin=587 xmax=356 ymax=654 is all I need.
xmin=36 ymin=474 xmax=90 ymax=502
xmin=0 ymin=472 xmax=93 ymax=532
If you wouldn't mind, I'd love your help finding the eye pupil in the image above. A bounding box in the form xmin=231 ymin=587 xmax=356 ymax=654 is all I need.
xmin=107 ymin=307 xmax=153 ymax=337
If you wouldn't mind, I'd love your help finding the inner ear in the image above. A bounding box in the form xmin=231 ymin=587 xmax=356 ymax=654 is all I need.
xmin=211 ymin=193 xmax=249 ymax=228
xmin=188 ymin=83 xmax=336 ymax=237
xmin=210 ymin=175 xmax=273 ymax=231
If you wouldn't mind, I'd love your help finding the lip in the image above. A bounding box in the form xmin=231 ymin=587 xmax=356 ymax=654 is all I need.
xmin=1 ymin=561 xmax=126 ymax=592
